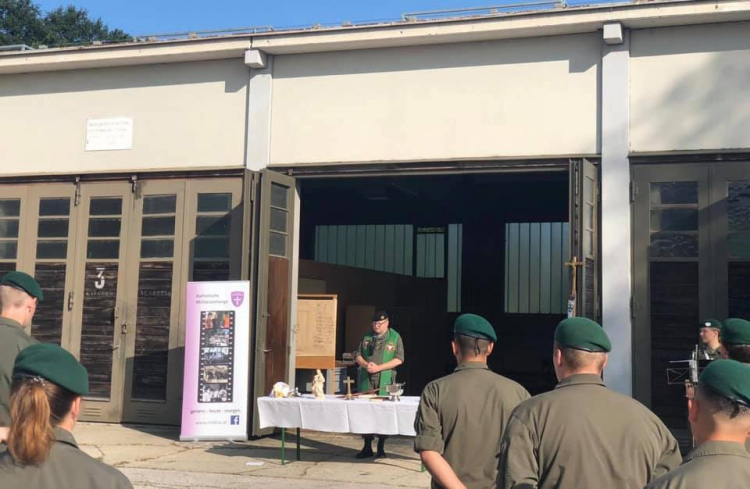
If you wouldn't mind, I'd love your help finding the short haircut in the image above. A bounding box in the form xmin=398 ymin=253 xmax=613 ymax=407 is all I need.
xmin=726 ymin=345 xmax=750 ymax=364
xmin=454 ymin=333 xmax=491 ymax=357
xmin=696 ymin=382 xmax=750 ymax=420
xmin=556 ymin=343 xmax=607 ymax=372
xmin=0 ymin=285 xmax=29 ymax=313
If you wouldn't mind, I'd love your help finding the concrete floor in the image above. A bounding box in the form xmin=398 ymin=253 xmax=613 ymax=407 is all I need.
xmin=74 ymin=423 xmax=430 ymax=489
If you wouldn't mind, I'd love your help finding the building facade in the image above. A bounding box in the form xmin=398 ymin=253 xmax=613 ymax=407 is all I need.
xmin=1 ymin=0 xmax=749 ymax=435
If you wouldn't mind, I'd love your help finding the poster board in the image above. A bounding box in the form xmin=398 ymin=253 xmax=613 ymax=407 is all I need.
xmin=180 ymin=281 xmax=250 ymax=442
xmin=295 ymin=294 xmax=337 ymax=370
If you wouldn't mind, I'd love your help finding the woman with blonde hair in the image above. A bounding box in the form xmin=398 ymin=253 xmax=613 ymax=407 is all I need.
xmin=0 ymin=343 xmax=132 ymax=489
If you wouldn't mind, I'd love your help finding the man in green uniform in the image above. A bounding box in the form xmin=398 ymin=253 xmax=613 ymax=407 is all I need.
xmin=497 ymin=317 xmax=681 ymax=489
xmin=717 ymin=317 xmax=750 ymax=452
xmin=698 ymin=319 xmax=723 ymax=360
xmin=0 ymin=343 xmax=133 ymax=488
xmin=645 ymin=359 xmax=750 ymax=489
xmin=0 ymin=271 xmax=42 ymax=427
xmin=415 ymin=314 xmax=530 ymax=489
xmin=354 ymin=310 xmax=404 ymax=459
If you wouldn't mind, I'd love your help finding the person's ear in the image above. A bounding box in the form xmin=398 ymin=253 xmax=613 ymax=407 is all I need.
xmin=451 ymin=340 xmax=459 ymax=358
xmin=71 ymin=396 xmax=82 ymax=422
xmin=687 ymin=397 xmax=699 ymax=424
xmin=602 ymin=353 xmax=609 ymax=371
xmin=486 ymin=342 xmax=495 ymax=357
xmin=553 ymin=348 xmax=563 ymax=367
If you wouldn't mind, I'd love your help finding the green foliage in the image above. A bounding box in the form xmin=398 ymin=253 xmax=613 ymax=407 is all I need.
xmin=0 ymin=0 xmax=130 ymax=48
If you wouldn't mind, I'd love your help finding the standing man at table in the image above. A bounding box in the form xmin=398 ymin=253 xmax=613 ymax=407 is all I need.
xmin=415 ymin=314 xmax=530 ymax=489
xmin=354 ymin=310 xmax=405 ymax=459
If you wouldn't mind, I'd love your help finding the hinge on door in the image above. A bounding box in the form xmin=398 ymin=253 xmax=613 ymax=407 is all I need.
xmin=74 ymin=177 xmax=81 ymax=206
xmin=629 ymin=181 xmax=638 ymax=203
xmin=630 ymin=297 xmax=637 ymax=320
xmin=250 ymin=176 xmax=258 ymax=202
xmin=67 ymin=292 xmax=74 ymax=311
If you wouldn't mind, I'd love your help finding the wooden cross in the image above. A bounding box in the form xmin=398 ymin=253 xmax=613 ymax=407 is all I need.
xmin=344 ymin=377 xmax=355 ymax=400
xmin=564 ymin=256 xmax=584 ymax=317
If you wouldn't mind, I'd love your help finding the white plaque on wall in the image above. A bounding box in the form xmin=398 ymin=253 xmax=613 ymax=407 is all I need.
xmin=85 ymin=117 xmax=133 ymax=151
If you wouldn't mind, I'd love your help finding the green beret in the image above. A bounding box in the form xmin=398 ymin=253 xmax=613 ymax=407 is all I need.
xmin=14 ymin=343 xmax=89 ymax=396
xmin=371 ymin=310 xmax=389 ymax=322
xmin=0 ymin=271 xmax=44 ymax=301
xmin=700 ymin=318 xmax=723 ymax=331
xmin=722 ymin=318 xmax=750 ymax=346
xmin=554 ymin=317 xmax=611 ymax=352
xmin=699 ymin=359 xmax=750 ymax=406
xmin=454 ymin=313 xmax=497 ymax=342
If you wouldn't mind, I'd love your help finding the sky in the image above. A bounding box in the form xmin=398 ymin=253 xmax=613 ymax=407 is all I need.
xmin=35 ymin=0 xmax=625 ymax=36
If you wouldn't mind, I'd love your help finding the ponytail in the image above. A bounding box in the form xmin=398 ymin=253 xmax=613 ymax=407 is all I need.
xmin=7 ymin=377 xmax=77 ymax=465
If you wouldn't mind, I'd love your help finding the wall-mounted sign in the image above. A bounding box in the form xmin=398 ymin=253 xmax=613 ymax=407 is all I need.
xmin=85 ymin=117 xmax=133 ymax=151
xmin=180 ymin=281 xmax=250 ymax=441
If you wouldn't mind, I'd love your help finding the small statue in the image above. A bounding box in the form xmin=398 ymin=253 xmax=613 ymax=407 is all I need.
xmin=312 ymin=369 xmax=326 ymax=399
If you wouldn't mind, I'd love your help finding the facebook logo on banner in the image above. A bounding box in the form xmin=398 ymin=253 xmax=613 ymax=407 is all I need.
xmin=230 ymin=415 xmax=240 ymax=425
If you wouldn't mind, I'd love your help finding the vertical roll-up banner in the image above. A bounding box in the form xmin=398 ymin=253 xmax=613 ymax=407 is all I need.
xmin=180 ymin=281 xmax=250 ymax=441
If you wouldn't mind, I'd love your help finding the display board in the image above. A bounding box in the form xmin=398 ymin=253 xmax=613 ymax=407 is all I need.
xmin=295 ymin=294 xmax=337 ymax=370
xmin=180 ymin=281 xmax=250 ymax=441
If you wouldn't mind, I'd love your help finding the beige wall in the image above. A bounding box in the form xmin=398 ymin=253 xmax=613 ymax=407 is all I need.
xmin=0 ymin=59 xmax=248 ymax=175
xmin=631 ymin=22 xmax=750 ymax=153
xmin=269 ymin=33 xmax=600 ymax=165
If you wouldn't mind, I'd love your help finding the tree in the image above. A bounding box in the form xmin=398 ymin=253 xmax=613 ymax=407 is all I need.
xmin=0 ymin=0 xmax=130 ymax=48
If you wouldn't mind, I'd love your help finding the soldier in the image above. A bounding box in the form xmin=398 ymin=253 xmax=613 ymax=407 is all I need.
xmin=719 ymin=318 xmax=750 ymax=363
xmin=717 ymin=317 xmax=750 ymax=452
xmin=497 ymin=317 xmax=681 ymax=489
xmin=698 ymin=319 xmax=723 ymax=360
xmin=0 ymin=271 xmax=43 ymax=428
xmin=0 ymin=343 xmax=133 ymax=488
xmin=645 ymin=360 xmax=750 ymax=489
xmin=354 ymin=310 xmax=404 ymax=458
xmin=415 ymin=314 xmax=530 ymax=489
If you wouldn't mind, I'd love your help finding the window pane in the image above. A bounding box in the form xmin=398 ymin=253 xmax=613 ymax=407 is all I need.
xmin=195 ymin=238 xmax=229 ymax=258
xmin=650 ymin=182 xmax=698 ymax=205
xmin=728 ymin=232 xmax=750 ymax=260
xmin=271 ymin=183 xmax=288 ymax=210
xmin=88 ymin=218 xmax=121 ymax=237
xmin=142 ymin=217 xmax=175 ymax=237
xmin=192 ymin=261 xmax=230 ymax=282
xmin=0 ymin=220 xmax=19 ymax=238
xmin=0 ymin=200 xmax=20 ymax=218
xmin=140 ymin=239 xmax=174 ymax=258
xmin=270 ymin=208 xmax=288 ymax=233
xmin=728 ymin=181 xmax=750 ymax=204
xmin=650 ymin=209 xmax=698 ymax=232
xmin=0 ymin=242 xmax=18 ymax=259
xmin=87 ymin=240 xmax=120 ymax=259
xmin=270 ymin=231 xmax=287 ymax=257
xmin=38 ymin=219 xmax=69 ymax=238
xmin=90 ymin=198 xmax=122 ymax=216
xmin=197 ymin=193 xmax=231 ymax=213
xmin=39 ymin=198 xmax=70 ymax=216
xmin=37 ymin=241 xmax=68 ymax=259
xmin=729 ymin=206 xmax=750 ymax=232
xmin=650 ymin=233 xmax=698 ymax=258
xmin=143 ymin=195 xmax=177 ymax=215
xmin=196 ymin=215 xmax=231 ymax=236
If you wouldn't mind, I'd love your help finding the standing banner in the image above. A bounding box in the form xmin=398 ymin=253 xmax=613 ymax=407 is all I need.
xmin=180 ymin=281 xmax=250 ymax=441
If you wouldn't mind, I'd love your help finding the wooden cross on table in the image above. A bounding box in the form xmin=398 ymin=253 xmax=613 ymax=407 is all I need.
xmin=564 ymin=256 xmax=584 ymax=318
xmin=344 ymin=377 xmax=355 ymax=400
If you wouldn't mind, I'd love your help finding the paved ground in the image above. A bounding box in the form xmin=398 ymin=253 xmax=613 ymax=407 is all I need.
xmin=74 ymin=423 xmax=430 ymax=488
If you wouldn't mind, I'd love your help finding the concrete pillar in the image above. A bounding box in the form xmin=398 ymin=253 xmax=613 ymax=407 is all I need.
xmin=600 ymin=24 xmax=633 ymax=395
xmin=245 ymin=49 xmax=273 ymax=171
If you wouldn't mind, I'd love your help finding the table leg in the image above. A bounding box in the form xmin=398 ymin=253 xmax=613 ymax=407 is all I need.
xmin=296 ymin=428 xmax=301 ymax=461
xmin=281 ymin=427 xmax=286 ymax=465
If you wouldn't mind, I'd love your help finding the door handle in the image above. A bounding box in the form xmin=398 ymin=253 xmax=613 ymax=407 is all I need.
xmin=263 ymin=349 xmax=272 ymax=354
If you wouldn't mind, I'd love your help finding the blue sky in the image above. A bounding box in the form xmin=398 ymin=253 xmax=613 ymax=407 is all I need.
xmin=35 ymin=1 xmax=624 ymax=36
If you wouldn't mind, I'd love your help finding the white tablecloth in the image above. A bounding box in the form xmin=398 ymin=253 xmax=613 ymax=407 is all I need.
xmin=257 ymin=395 xmax=420 ymax=436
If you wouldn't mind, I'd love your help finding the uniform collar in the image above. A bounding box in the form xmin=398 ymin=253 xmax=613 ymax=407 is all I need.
xmin=53 ymin=427 xmax=79 ymax=449
xmin=555 ymin=373 xmax=606 ymax=389
xmin=0 ymin=316 xmax=24 ymax=330
xmin=455 ymin=362 xmax=489 ymax=372
xmin=685 ymin=440 xmax=750 ymax=462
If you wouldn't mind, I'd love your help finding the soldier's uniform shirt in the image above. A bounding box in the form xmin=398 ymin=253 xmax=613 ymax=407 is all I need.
xmin=415 ymin=363 xmax=530 ymax=489
xmin=700 ymin=345 xmax=722 ymax=361
xmin=644 ymin=441 xmax=750 ymax=489
xmin=0 ymin=427 xmax=133 ymax=489
xmin=498 ymin=374 xmax=681 ymax=489
xmin=356 ymin=330 xmax=405 ymax=389
xmin=0 ymin=317 xmax=37 ymax=426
